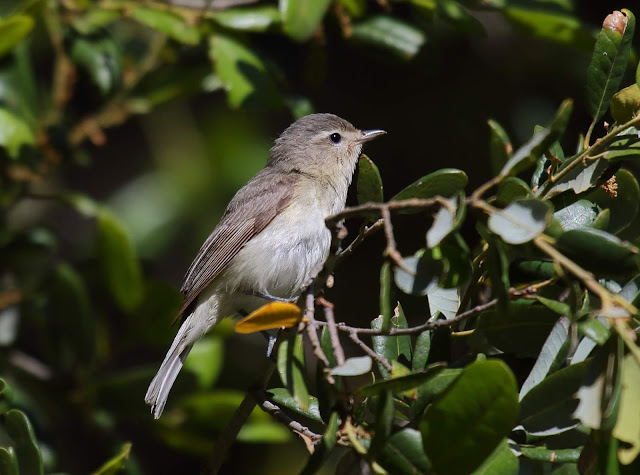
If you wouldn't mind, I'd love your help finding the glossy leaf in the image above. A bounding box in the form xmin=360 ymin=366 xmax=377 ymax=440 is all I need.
xmin=412 ymin=331 xmax=431 ymax=371
xmin=2 ymin=409 xmax=43 ymax=475
xmin=471 ymin=300 xmax=559 ymax=357
xmin=371 ymin=307 xmax=411 ymax=378
xmin=212 ymin=5 xmax=280 ymax=32
xmin=585 ymin=10 xmax=635 ymax=122
xmin=605 ymin=127 xmax=640 ymax=161
xmin=234 ymin=302 xmax=302 ymax=333
xmin=586 ymin=169 xmax=640 ymax=234
xmin=357 ymin=364 xmax=445 ymax=396
xmin=376 ymin=428 xmax=431 ymax=475
xmin=612 ymin=354 xmax=640 ymax=464
xmin=131 ymin=7 xmax=200 ymax=44
xmin=519 ymin=317 xmax=570 ymax=400
xmin=488 ymin=120 xmax=512 ymax=175
xmin=427 ymin=196 xmax=458 ymax=248
xmin=554 ymin=200 xmax=601 ymax=231
xmin=578 ymin=318 xmax=610 ymax=345
xmin=410 ymin=368 xmax=463 ymax=420
xmin=542 ymin=158 xmax=610 ymax=199
xmin=267 ymin=388 xmax=322 ymax=423
xmin=519 ymin=446 xmax=580 ymax=463
xmin=369 ymin=390 xmax=394 ymax=458
xmin=96 ymin=208 xmax=144 ymax=313
xmin=0 ymin=107 xmax=35 ymax=159
xmin=351 ymin=15 xmax=426 ymax=60
xmin=471 ymin=439 xmax=519 ymax=475
xmin=519 ymin=361 xmax=588 ymax=435
xmin=208 ymin=34 xmax=280 ymax=109
xmin=495 ymin=177 xmax=531 ymax=206
xmin=280 ymin=0 xmax=331 ymax=42
xmin=499 ymin=99 xmax=572 ymax=177
xmin=357 ymin=154 xmax=383 ymax=222
xmin=379 ymin=261 xmax=393 ymax=333
xmin=427 ymin=284 xmax=461 ymax=320
xmin=420 ymin=360 xmax=519 ymax=475
xmin=91 ymin=442 xmax=132 ymax=475
xmin=329 ymin=356 xmax=372 ymax=376
xmin=488 ymin=199 xmax=551 ymax=244
xmin=611 ymin=84 xmax=640 ymax=124
xmin=0 ymin=15 xmax=34 ymax=59
xmin=68 ymin=31 xmax=122 ymax=96
xmin=556 ymin=228 xmax=640 ymax=275
xmin=277 ymin=333 xmax=310 ymax=410
xmin=394 ymin=252 xmax=442 ymax=297
xmin=391 ymin=168 xmax=468 ymax=204
xmin=0 ymin=448 xmax=18 ymax=475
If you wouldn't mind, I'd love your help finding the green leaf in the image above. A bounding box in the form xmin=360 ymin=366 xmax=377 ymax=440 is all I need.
xmin=519 ymin=361 xmax=589 ymax=435
xmin=183 ymin=335 xmax=224 ymax=389
xmin=585 ymin=10 xmax=635 ymax=122
xmin=471 ymin=439 xmax=519 ymax=475
xmin=277 ymin=333 xmax=310 ymax=410
xmin=0 ymin=107 xmax=35 ymax=159
xmin=578 ymin=318 xmax=610 ymax=345
xmin=495 ymin=177 xmax=531 ymax=206
xmin=267 ymin=388 xmax=322 ymax=423
xmin=499 ymin=99 xmax=573 ymax=177
xmin=501 ymin=7 xmax=594 ymax=50
xmin=428 ymin=284 xmax=461 ymax=320
xmin=0 ymin=448 xmax=18 ymax=475
xmin=533 ymin=296 xmax=570 ymax=316
xmin=410 ymin=368 xmax=463 ymax=420
xmin=471 ymin=300 xmax=559 ymax=357
xmin=97 ymin=208 xmax=144 ymax=313
xmin=556 ymin=228 xmax=640 ymax=275
xmin=488 ymin=120 xmax=512 ymax=175
xmin=612 ymin=353 xmax=640 ymax=464
xmin=68 ymin=30 xmax=122 ymax=96
xmin=0 ymin=15 xmax=34 ymax=59
xmin=351 ymin=15 xmax=426 ymax=60
xmin=376 ymin=428 xmax=431 ymax=475
xmin=586 ymin=169 xmax=640 ymax=234
xmin=519 ymin=446 xmax=581 ymax=463
xmin=320 ymin=326 xmax=337 ymax=368
xmin=391 ymin=168 xmax=468 ymax=204
xmin=412 ymin=331 xmax=431 ymax=371
xmin=131 ymin=7 xmax=200 ymax=44
xmin=2 ymin=409 xmax=43 ymax=475
xmin=519 ymin=317 xmax=571 ymax=400
xmin=329 ymin=356 xmax=372 ymax=376
xmin=604 ymin=127 xmax=640 ymax=162
xmin=357 ymin=154 xmax=383 ymax=206
xmin=611 ymin=84 xmax=640 ymax=124
xmin=280 ymin=0 xmax=331 ymax=42
xmin=394 ymin=251 xmax=442 ymax=297
xmin=90 ymin=442 xmax=132 ymax=475
xmin=542 ymin=157 xmax=610 ymax=199
xmin=300 ymin=411 xmax=340 ymax=474
xmin=488 ymin=199 xmax=552 ymax=244
xmin=554 ymin=200 xmax=601 ymax=231
xmin=358 ymin=364 xmax=445 ymax=396
xmin=369 ymin=390 xmax=394 ymax=458
xmin=437 ymin=0 xmax=485 ymax=36
xmin=427 ymin=196 xmax=459 ymax=248
xmin=212 ymin=5 xmax=280 ymax=32
xmin=420 ymin=360 xmax=519 ymax=475
xmin=371 ymin=307 xmax=412 ymax=378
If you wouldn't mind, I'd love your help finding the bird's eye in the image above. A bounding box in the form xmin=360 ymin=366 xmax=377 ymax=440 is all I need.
xmin=329 ymin=133 xmax=342 ymax=144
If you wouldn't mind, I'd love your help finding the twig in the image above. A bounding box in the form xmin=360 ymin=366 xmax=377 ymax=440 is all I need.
xmin=254 ymin=393 xmax=322 ymax=447
xmin=303 ymin=287 xmax=331 ymax=369
xmin=319 ymin=298 xmax=346 ymax=366
xmin=325 ymin=198 xmax=440 ymax=227
xmin=316 ymin=299 xmax=499 ymax=336
xmin=380 ymin=207 xmax=406 ymax=270
xmin=337 ymin=219 xmax=384 ymax=261
xmin=348 ymin=331 xmax=393 ymax=373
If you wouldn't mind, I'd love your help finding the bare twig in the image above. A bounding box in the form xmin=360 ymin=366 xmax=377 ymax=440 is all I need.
xmin=348 ymin=331 xmax=393 ymax=373
xmin=319 ymin=298 xmax=346 ymax=366
xmin=303 ymin=287 xmax=331 ymax=369
xmin=326 ymin=198 xmax=440 ymax=227
xmin=253 ymin=394 xmax=322 ymax=447
xmin=337 ymin=219 xmax=384 ymax=261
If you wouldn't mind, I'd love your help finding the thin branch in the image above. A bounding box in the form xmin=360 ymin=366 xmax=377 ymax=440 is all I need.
xmin=325 ymin=198 xmax=440 ymax=227
xmin=303 ymin=286 xmax=331 ymax=369
xmin=337 ymin=219 xmax=384 ymax=261
xmin=319 ymin=298 xmax=346 ymax=366
xmin=380 ymin=207 xmax=405 ymax=270
xmin=253 ymin=393 xmax=322 ymax=447
xmin=348 ymin=331 xmax=393 ymax=373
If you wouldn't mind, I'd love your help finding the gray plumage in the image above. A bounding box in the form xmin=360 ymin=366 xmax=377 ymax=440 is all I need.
xmin=145 ymin=113 xmax=385 ymax=418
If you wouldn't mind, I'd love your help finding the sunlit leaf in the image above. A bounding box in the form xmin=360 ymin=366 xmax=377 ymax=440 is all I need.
xmin=131 ymin=7 xmax=200 ymax=44
xmin=392 ymin=168 xmax=467 ymax=204
xmin=68 ymin=30 xmax=122 ymax=96
xmin=0 ymin=15 xmax=34 ymax=59
xmin=420 ymin=360 xmax=519 ymax=475
xmin=267 ymin=388 xmax=321 ymax=422
xmin=351 ymin=15 xmax=426 ymax=60
xmin=0 ymin=107 xmax=34 ymax=159
xmin=488 ymin=199 xmax=551 ymax=244
xmin=554 ymin=200 xmax=601 ymax=231
xmin=280 ymin=0 xmax=331 ymax=42
xmin=585 ymin=10 xmax=635 ymax=122
xmin=235 ymin=302 xmax=302 ymax=333
xmin=495 ymin=177 xmax=531 ymax=206
xmin=426 ymin=196 xmax=457 ymax=248
xmin=90 ymin=442 xmax=132 ymax=475
xmin=612 ymin=354 xmax=640 ymax=464
xmin=611 ymin=84 xmax=640 ymax=124
xmin=212 ymin=5 xmax=280 ymax=32
xmin=329 ymin=356 xmax=372 ymax=376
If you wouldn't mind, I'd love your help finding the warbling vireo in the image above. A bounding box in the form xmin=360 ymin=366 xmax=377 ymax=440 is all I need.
xmin=145 ymin=113 xmax=385 ymax=418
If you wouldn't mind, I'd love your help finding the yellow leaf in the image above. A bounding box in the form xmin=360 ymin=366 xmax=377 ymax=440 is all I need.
xmin=235 ymin=302 xmax=302 ymax=334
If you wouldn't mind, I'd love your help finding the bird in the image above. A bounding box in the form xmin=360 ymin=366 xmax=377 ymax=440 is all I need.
xmin=145 ymin=113 xmax=385 ymax=418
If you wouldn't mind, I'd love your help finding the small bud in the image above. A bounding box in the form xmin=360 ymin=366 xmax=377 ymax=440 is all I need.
xmin=603 ymin=11 xmax=627 ymax=35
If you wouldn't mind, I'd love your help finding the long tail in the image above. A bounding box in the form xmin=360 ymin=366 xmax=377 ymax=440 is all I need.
xmin=145 ymin=314 xmax=196 ymax=419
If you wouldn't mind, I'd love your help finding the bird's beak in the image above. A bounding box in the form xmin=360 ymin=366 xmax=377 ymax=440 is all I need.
xmin=355 ymin=129 xmax=386 ymax=144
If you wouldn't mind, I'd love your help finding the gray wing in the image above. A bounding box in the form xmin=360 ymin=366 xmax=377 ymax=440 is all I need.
xmin=176 ymin=168 xmax=299 ymax=318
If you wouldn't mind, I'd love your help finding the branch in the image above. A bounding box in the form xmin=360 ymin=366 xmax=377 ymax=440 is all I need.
xmin=347 ymin=331 xmax=393 ymax=373
xmin=326 ymin=198 xmax=440 ymax=227
xmin=319 ymin=298 xmax=346 ymax=366
xmin=303 ymin=287 xmax=331 ymax=369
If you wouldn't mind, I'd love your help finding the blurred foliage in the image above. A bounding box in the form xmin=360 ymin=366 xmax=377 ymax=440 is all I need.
xmin=1 ymin=0 xmax=640 ymax=474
